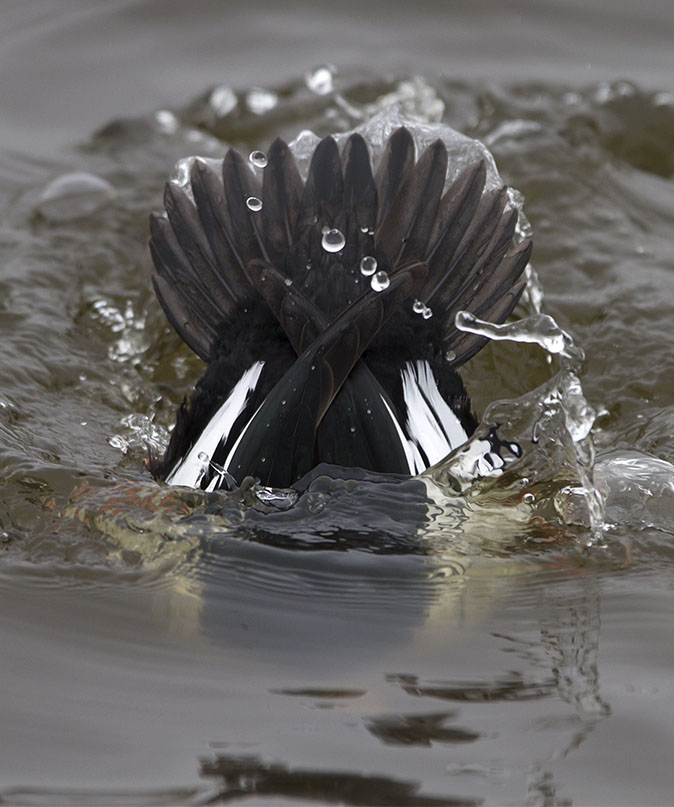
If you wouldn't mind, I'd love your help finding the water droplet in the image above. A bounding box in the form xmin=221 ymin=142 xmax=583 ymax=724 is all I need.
xmin=197 ymin=451 xmax=208 ymax=462
xmin=281 ymin=399 xmax=286 ymax=406
xmin=412 ymin=299 xmax=425 ymax=314
xmin=370 ymin=270 xmax=390 ymax=292
xmin=209 ymin=86 xmax=237 ymax=117
xmin=305 ymin=65 xmax=335 ymax=95
xmin=445 ymin=349 xmax=457 ymax=362
xmin=284 ymin=277 xmax=293 ymax=287
xmin=246 ymin=196 xmax=262 ymax=212
xmin=523 ymin=492 xmax=535 ymax=504
xmin=321 ymin=225 xmax=330 ymax=235
xmin=249 ymin=150 xmax=268 ymax=168
xmin=360 ymin=225 xmax=369 ymax=234
xmin=260 ymin=456 xmax=266 ymax=463
xmin=154 ymin=110 xmax=179 ymax=134
xmin=422 ymin=306 xmax=433 ymax=319
xmin=246 ymin=88 xmax=278 ymax=115
xmin=322 ymin=228 xmax=345 ymax=252
xmin=350 ymin=426 xmax=356 ymax=433
xmin=360 ymin=256 xmax=377 ymax=276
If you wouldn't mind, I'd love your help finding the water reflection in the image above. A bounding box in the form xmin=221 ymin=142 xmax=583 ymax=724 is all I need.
xmin=198 ymin=754 xmax=479 ymax=806
xmin=366 ymin=712 xmax=481 ymax=746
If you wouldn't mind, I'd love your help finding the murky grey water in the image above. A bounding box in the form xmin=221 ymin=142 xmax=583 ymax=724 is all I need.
xmin=1 ymin=2 xmax=673 ymax=806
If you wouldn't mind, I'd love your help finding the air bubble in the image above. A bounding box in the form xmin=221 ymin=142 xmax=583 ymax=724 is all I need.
xmin=36 ymin=172 xmax=114 ymax=222
xmin=360 ymin=256 xmax=377 ymax=276
xmin=322 ymin=228 xmax=345 ymax=252
xmin=370 ymin=270 xmax=390 ymax=292
xmin=249 ymin=150 xmax=268 ymax=168
xmin=246 ymin=196 xmax=262 ymax=212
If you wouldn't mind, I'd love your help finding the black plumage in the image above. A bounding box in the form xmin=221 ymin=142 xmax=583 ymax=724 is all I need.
xmin=148 ymin=128 xmax=532 ymax=489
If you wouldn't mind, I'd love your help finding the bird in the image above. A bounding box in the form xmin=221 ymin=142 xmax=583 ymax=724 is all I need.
xmin=147 ymin=127 xmax=532 ymax=491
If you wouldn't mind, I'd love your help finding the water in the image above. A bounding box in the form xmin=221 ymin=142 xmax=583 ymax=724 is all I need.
xmin=1 ymin=2 xmax=674 ymax=805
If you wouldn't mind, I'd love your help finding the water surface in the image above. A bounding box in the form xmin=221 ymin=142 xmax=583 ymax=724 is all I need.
xmin=1 ymin=2 xmax=673 ymax=806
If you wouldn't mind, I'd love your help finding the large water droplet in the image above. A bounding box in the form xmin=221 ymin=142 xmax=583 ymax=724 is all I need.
xmin=249 ymin=150 xmax=268 ymax=168
xmin=412 ymin=299 xmax=425 ymax=314
xmin=322 ymin=228 xmax=345 ymax=252
xmin=360 ymin=256 xmax=377 ymax=276
xmin=246 ymin=196 xmax=262 ymax=212
xmin=370 ymin=271 xmax=390 ymax=292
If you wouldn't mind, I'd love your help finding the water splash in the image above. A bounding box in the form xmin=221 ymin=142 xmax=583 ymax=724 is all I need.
xmin=426 ymin=311 xmax=604 ymax=545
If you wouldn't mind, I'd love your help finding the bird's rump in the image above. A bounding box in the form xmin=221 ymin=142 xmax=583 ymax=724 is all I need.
xmin=148 ymin=127 xmax=532 ymax=489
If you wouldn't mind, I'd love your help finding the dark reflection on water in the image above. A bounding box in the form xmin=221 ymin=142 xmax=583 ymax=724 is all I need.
xmin=387 ymin=672 xmax=556 ymax=703
xmin=366 ymin=712 xmax=481 ymax=746
xmin=198 ymin=754 xmax=480 ymax=806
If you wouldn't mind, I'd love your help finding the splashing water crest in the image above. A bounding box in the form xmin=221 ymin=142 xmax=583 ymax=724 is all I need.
xmin=425 ymin=310 xmax=604 ymax=545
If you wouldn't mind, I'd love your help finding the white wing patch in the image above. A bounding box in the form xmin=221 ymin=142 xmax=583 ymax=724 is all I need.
xmin=401 ymin=360 xmax=468 ymax=468
xmin=378 ymin=394 xmax=425 ymax=475
xmin=166 ymin=361 xmax=265 ymax=488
